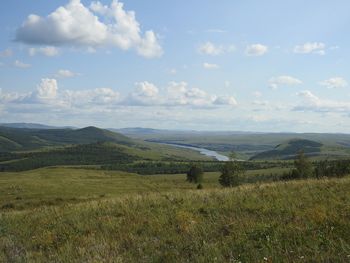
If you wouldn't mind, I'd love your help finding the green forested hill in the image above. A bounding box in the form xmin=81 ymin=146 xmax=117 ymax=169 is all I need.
xmin=250 ymin=138 xmax=338 ymax=160
xmin=0 ymin=126 xmax=133 ymax=152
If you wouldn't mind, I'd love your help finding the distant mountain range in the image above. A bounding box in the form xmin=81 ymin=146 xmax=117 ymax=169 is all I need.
xmin=2 ymin=122 xmax=350 ymax=161
xmin=0 ymin=123 xmax=75 ymax=130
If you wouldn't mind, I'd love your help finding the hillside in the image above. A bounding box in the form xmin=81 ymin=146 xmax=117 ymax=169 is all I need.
xmin=0 ymin=126 xmax=133 ymax=152
xmin=251 ymin=139 xmax=324 ymax=160
xmin=1 ymin=173 xmax=349 ymax=262
xmin=0 ymin=127 xmax=212 ymax=171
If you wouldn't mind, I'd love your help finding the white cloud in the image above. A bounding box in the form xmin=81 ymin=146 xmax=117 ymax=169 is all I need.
xmin=36 ymin=78 xmax=58 ymax=100
xmin=269 ymin=75 xmax=302 ymax=89
xmin=294 ymin=90 xmax=350 ymax=112
xmin=15 ymin=0 xmax=162 ymax=58
xmin=203 ymin=62 xmax=219 ymax=69
xmin=64 ymin=87 xmax=120 ymax=106
xmin=1 ymin=78 xmax=237 ymax=113
xmin=245 ymin=44 xmax=268 ymax=56
xmin=14 ymin=60 xmax=31 ymax=68
xmin=124 ymin=81 xmax=159 ymax=106
xmin=56 ymin=69 xmax=80 ymax=78
xmin=28 ymin=46 xmax=59 ymax=57
xmin=293 ymin=42 xmax=326 ymax=55
xmin=224 ymin=81 xmax=231 ymax=88
xmin=213 ymin=96 xmax=237 ymax=106
xmin=0 ymin=48 xmax=13 ymax=57
xmin=166 ymin=81 xmax=236 ymax=108
xmin=198 ymin=42 xmax=235 ymax=56
xmin=319 ymin=77 xmax=348 ymax=89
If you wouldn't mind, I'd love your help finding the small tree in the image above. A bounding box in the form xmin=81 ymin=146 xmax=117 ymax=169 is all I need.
xmin=291 ymin=150 xmax=313 ymax=179
xmin=186 ymin=164 xmax=203 ymax=184
xmin=219 ymin=161 xmax=243 ymax=187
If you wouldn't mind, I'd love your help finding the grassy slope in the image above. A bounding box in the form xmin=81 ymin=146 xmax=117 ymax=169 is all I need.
xmin=0 ymin=174 xmax=349 ymax=262
xmin=0 ymin=167 xmax=290 ymax=210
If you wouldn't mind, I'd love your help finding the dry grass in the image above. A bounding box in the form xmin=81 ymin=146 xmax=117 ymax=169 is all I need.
xmin=1 ymin=175 xmax=349 ymax=262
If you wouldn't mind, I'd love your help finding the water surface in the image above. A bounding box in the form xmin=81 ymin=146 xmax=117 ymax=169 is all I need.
xmin=159 ymin=142 xmax=229 ymax=161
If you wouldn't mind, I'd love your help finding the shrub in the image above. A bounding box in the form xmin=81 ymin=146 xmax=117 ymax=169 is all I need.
xmin=219 ymin=161 xmax=244 ymax=187
xmin=186 ymin=164 xmax=204 ymax=184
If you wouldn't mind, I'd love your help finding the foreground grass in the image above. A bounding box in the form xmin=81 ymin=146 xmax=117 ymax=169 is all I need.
xmin=1 ymin=176 xmax=349 ymax=262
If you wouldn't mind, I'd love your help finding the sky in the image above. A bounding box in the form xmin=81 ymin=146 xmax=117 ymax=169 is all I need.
xmin=0 ymin=0 xmax=350 ymax=132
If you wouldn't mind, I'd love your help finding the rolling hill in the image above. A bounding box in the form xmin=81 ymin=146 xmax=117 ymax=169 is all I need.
xmin=250 ymin=138 xmax=335 ymax=160
xmin=0 ymin=126 xmax=133 ymax=152
xmin=0 ymin=126 xmax=212 ymax=171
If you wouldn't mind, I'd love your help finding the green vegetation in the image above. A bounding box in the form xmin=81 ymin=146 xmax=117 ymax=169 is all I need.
xmin=1 ymin=173 xmax=349 ymax=262
xmin=0 ymin=126 xmax=133 ymax=151
xmin=219 ymin=161 xmax=244 ymax=187
xmin=0 ymin=167 xmax=292 ymax=211
xmin=251 ymin=139 xmax=323 ymax=160
xmin=1 ymin=126 xmax=350 ymax=261
xmin=186 ymin=164 xmax=203 ymax=184
xmin=126 ymin=130 xmax=350 ymax=160
xmin=291 ymin=150 xmax=314 ymax=179
xmin=281 ymin=152 xmax=350 ymax=181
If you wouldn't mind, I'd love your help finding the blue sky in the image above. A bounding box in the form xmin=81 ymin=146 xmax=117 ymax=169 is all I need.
xmin=0 ymin=0 xmax=350 ymax=132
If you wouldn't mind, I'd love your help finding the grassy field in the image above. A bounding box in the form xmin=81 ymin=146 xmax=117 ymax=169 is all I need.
xmin=0 ymin=167 xmax=349 ymax=262
xmin=0 ymin=167 xmax=290 ymax=210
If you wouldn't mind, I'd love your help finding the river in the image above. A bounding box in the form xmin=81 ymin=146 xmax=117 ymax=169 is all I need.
xmin=157 ymin=142 xmax=230 ymax=161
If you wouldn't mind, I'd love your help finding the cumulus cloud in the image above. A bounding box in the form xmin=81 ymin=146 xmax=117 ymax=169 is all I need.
xmin=0 ymin=48 xmax=13 ymax=57
xmin=245 ymin=44 xmax=268 ymax=56
xmin=166 ymin=81 xmax=236 ymax=107
xmin=36 ymin=78 xmax=58 ymax=100
xmin=28 ymin=46 xmax=59 ymax=57
xmin=293 ymin=42 xmax=326 ymax=55
xmin=1 ymin=79 xmax=237 ymax=113
xmin=294 ymin=90 xmax=350 ymax=112
xmin=15 ymin=0 xmax=162 ymax=58
xmin=213 ymin=96 xmax=237 ymax=106
xmin=319 ymin=77 xmax=348 ymax=89
xmin=269 ymin=75 xmax=302 ymax=89
xmin=125 ymin=81 xmax=159 ymax=106
xmin=203 ymin=62 xmax=219 ymax=69
xmin=198 ymin=42 xmax=235 ymax=56
xmin=64 ymin=88 xmax=120 ymax=106
xmin=13 ymin=60 xmax=31 ymax=68
xmin=55 ymin=69 xmax=80 ymax=78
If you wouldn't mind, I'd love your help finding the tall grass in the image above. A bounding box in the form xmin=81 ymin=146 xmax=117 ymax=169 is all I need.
xmin=1 ymin=176 xmax=349 ymax=262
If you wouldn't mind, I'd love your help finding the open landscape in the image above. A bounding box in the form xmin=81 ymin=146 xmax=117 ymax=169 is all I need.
xmin=1 ymin=125 xmax=349 ymax=262
xmin=1 ymin=0 xmax=350 ymax=262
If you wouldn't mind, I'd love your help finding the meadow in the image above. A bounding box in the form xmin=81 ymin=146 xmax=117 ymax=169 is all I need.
xmin=0 ymin=167 xmax=349 ymax=262
xmin=0 ymin=127 xmax=349 ymax=262
xmin=0 ymin=166 xmax=289 ymax=210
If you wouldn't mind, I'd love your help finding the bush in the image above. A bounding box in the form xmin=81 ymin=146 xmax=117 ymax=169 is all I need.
xmin=290 ymin=150 xmax=313 ymax=179
xmin=219 ymin=161 xmax=244 ymax=187
xmin=186 ymin=164 xmax=203 ymax=183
